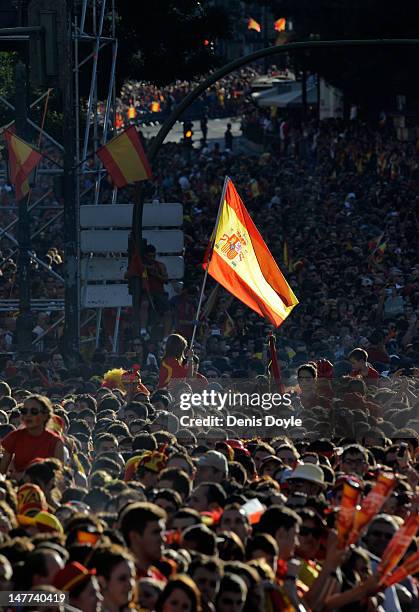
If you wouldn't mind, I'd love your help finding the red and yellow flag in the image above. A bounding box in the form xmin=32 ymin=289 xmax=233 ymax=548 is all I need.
xmin=204 ymin=178 xmax=298 ymax=328
xmin=4 ymin=130 xmax=42 ymax=201
xmin=96 ymin=126 xmax=152 ymax=188
xmin=248 ymin=18 xmax=261 ymax=32
xmin=274 ymin=17 xmax=286 ymax=32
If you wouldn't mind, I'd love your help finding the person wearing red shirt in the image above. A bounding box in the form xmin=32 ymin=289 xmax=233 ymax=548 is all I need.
xmin=0 ymin=394 xmax=64 ymax=478
xmin=297 ymin=364 xmax=332 ymax=411
xmin=349 ymin=347 xmax=380 ymax=386
xmin=158 ymin=333 xmax=207 ymax=390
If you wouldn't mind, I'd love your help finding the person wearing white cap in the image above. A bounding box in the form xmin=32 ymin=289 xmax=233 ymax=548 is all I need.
xmin=195 ymin=451 xmax=229 ymax=485
xmin=286 ymin=463 xmax=326 ymax=497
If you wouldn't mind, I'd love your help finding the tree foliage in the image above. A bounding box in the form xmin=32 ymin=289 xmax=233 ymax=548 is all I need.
xmin=272 ymin=0 xmax=419 ymax=109
xmin=116 ymin=0 xmax=231 ymax=86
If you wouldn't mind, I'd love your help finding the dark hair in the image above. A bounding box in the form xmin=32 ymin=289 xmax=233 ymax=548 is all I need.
xmin=199 ymin=482 xmax=227 ymax=508
xmin=125 ymin=401 xmax=148 ymax=420
xmin=297 ymin=364 xmax=317 ymax=379
xmin=155 ymin=575 xmax=202 ymax=612
xmin=189 ymin=554 xmax=224 ymax=578
xmin=119 ymin=502 xmax=166 ymax=545
xmin=246 ymin=533 xmax=278 ymax=559
xmin=132 ymin=433 xmax=157 ymax=452
xmin=182 ymin=525 xmax=217 ymax=556
xmin=158 ymin=468 xmax=191 ymax=499
xmin=257 ymin=505 xmax=301 ymax=537
xmin=0 ymin=382 xmax=11 ymax=397
xmin=349 ymin=348 xmax=368 ymax=362
xmin=164 ymin=334 xmax=188 ymax=360
xmin=90 ymin=543 xmax=134 ymax=581
xmin=75 ymin=394 xmax=97 ymax=412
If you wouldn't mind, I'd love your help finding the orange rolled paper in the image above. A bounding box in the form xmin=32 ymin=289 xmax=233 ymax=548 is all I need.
xmin=347 ymin=472 xmax=395 ymax=545
xmin=378 ymin=513 xmax=419 ymax=584
xmin=384 ymin=551 xmax=419 ymax=588
xmin=336 ymin=480 xmax=361 ymax=547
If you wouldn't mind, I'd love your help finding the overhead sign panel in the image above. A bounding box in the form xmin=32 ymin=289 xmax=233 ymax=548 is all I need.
xmin=80 ymin=203 xmax=183 ymax=228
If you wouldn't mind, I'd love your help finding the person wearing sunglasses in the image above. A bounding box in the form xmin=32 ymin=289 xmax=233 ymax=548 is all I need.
xmin=0 ymin=394 xmax=64 ymax=478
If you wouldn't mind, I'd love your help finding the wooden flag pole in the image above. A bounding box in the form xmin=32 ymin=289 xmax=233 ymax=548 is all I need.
xmin=189 ymin=175 xmax=229 ymax=354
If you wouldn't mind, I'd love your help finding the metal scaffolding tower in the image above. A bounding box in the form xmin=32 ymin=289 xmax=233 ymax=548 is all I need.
xmin=0 ymin=0 xmax=118 ymax=354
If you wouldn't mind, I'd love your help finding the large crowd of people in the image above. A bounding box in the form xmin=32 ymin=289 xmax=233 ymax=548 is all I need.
xmin=0 ymin=71 xmax=418 ymax=610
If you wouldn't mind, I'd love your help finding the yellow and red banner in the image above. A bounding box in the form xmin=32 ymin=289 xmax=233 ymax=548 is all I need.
xmin=96 ymin=126 xmax=152 ymax=188
xmin=204 ymin=178 xmax=298 ymax=328
xmin=274 ymin=18 xmax=286 ymax=32
xmin=248 ymin=18 xmax=261 ymax=32
xmin=4 ymin=130 xmax=42 ymax=201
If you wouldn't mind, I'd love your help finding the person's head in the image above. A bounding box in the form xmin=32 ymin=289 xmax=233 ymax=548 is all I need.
xmin=138 ymin=578 xmax=164 ymax=611
xmin=245 ymin=534 xmax=278 ymax=571
xmin=295 ymin=509 xmax=327 ymax=560
xmin=75 ymin=394 xmax=97 ymax=413
xmin=53 ymin=562 xmax=103 ymax=612
xmin=256 ymin=506 xmax=301 ymax=560
xmin=181 ymin=524 xmax=217 ymax=556
xmin=287 ymin=463 xmax=326 ymax=497
xmin=189 ymin=555 xmax=223 ymax=604
xmin=166 ymin=453 xmax=195 ymax=477
xmin=124 ymin=401 xmax=148 ymax=423
xmin=252 ymin=443 xmax=275 ymax=471
xmin=21 ymin=548 xmax=65 ymax=589
xmin=155 ymin=575 xmax=202 ymax=612
xmin=216 ymin=574 xmax=247 ymax=612
xmin=51 ymin=353 xmax=65 ymax=370
xmin=171 ymin=509 xmax=202 ymax=532
xmin=364 ymin=514 xmax=398 ymax=558
xmin=196 ymin=451 xmax=228 ymax=485
xmin=297 ymin=364 xmax=317 ymax=393
xmin=93 ymin=544 xmax=136 ymax=610
xmin=153 ymin=489 xmax=182 ymax=519
xmin=0 ymin=382 xmax=11 ymax=399
xmin=340 ymin=444 xmax=369 ymax=476
xmin=119 ymin=502 xmax=166 ymax=564
xmin=20 ymin=395 xmax=53 ymax=431
xmin=275 ymin=444 xmax=299 ymax=468
xmin=189 ymin=483 xmax=226 ymax=513
xmin=218 ymin=504 xmax=251 ymax=544
xmin=164 ymin=334 xmax=188 ymax=360
xmin=158 ymin=468 xmax=192 ymax=502
xmin=349 ymin=348 xmax=368 ymax=369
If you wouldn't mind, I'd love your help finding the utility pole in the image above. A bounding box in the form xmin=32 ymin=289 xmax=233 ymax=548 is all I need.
xmin=62 ymin=0 xmax=79 ymax=353
xmin=15 ymin=61 xmax=33 ymax=357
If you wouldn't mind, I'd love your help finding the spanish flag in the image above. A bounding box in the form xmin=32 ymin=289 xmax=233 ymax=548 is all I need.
xmin=204 ymin=178 xmax=298 ymax=328
xmin=248 ymin=18 xmax=261 ymax=32
xmin=96 ymin=126 xmax=152 ymax=188
xmin=4 ymin=130 xmax=42 ymax=201
xmin=274 ymin=17 xmax=286 ymax=32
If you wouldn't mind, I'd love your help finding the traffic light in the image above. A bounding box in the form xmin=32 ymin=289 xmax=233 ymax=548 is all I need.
xmin=183 ymin=120 xmax=193 ymax=146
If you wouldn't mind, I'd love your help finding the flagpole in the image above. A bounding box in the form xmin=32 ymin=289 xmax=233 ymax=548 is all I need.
xmin=189 ymin=175 xmax=229 ymax=353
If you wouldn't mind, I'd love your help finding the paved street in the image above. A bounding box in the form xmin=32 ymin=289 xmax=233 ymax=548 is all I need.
xmin=140 ymin=116 xmax=243 ymax=149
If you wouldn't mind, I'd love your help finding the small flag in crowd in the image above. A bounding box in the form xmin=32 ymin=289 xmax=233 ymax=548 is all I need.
xmin=203 ymin=178 xmax=298 ymax=328
xmin=378 ymin=513 xmax=419 ymax=584
xmin=268 ymin=333 xmax=285 ymax=393
xmin=248 ymin=18 xmax=261 ymax=32
xmin=96 ymin=126 xmax=152 ymax=189
xmin=274 ymin=17 xmax=286 ymax=32
xmin=4 ymin=130 xmax=42 ymax=201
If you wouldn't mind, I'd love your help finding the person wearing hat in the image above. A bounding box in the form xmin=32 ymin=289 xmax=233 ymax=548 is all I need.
xmin=53 ymin=561 xmax=102 ymax=612
xmin=135 ymin=451 xmax=167 ymax=489
xmin=286 ymin=463 xmax=326 ymax=497
xmin=195 ymin=451 xmax=229 ymax=486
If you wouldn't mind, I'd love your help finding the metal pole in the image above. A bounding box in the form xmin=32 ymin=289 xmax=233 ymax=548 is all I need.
xmin=14 ymin=61 xmax=32 ymax=356
xmin=189 ymin=175 xmax=229 ymax=351
xmin=63 ymin=0 xmax=79 ymax=353
xmin=112 ymin=306 xmax=121 ymax=353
